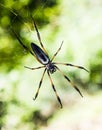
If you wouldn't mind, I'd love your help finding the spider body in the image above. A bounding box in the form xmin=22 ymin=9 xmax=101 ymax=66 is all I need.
xmin=31 ymin=42 xmax=57 ymax=74
xmin=46 ymin=62 xmax=57 ymax=74
xmin=12 ymin=19 xmax=89 ymax=108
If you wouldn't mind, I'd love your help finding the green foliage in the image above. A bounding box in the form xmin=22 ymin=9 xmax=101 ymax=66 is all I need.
xmin=0 ymin=0 xmax=58 ymax=72
xmin=0 ymin=100 xmax=7 ymax=129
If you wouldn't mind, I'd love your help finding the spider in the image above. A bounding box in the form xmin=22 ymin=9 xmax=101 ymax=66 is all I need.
xmin=12 ymin=18 xmax=89 ymax=108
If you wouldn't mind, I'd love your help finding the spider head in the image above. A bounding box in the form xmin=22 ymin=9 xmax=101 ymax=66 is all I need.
xmin=46 ymin=63 xmax=56 ymax=74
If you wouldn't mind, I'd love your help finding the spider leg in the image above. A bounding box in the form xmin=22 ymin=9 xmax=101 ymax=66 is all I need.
xmin=51 ymin=41 xmax=63 ymax=62
xmin=31 ymin=17 xmax=48 ymax=55
xmin=33 ymin=68 xmax=46 ymax=100
xmin=56 ymin=66 xmax=83 ymax=97
xmin=11 ymin=28 xmax=34 ymax=56
xmin=53 ymin=62 xmax=89 ymax=72
xmin=47 ymin=71 xmax=63 ymax=108
xmin=24 ymin=65 xmax=45 ymax=70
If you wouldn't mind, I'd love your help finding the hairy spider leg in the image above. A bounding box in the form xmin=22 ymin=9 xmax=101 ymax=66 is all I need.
xmin=31 ymin=17 xmax=48 ymax=55
xmin=54 ymin=62 xmax=89 ymax=72
xmin=47 ymin=71 xmax=63 ymax=108
xmin=33 ymin=68 xmax=47 ymax=100
xmin=11 ymin=28 xmax=34 ymax=56
xmin=51 ymin=41 xmax=63 ymax=62
xmin=56 ymin=66 xmax=83 ymax=97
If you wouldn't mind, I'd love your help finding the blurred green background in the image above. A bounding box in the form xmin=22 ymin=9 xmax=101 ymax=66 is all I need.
xmin=0 ymin=0 xmax=102 ymax=130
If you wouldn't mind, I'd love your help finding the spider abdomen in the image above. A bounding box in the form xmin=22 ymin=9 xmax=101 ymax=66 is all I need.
xmin=31 ymin=43 xmax=50 ymax=65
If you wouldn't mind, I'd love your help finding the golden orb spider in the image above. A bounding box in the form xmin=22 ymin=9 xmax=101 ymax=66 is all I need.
xmin=12 ymin=18 xmax=89 ymax=108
